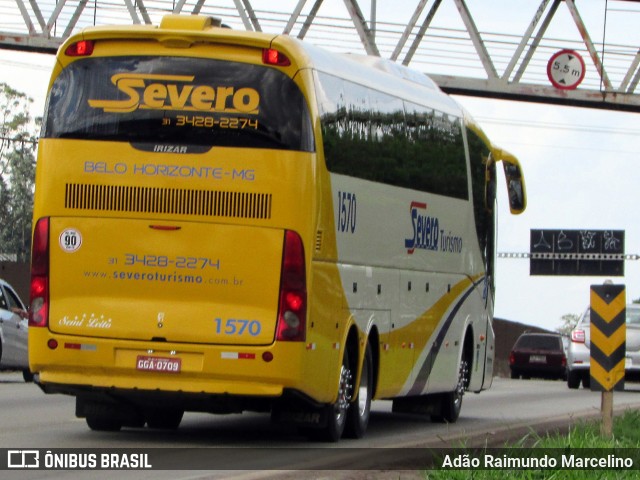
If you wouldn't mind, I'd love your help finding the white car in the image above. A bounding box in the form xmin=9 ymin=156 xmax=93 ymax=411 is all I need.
xmin=0 ymin=278 xmax=31 ymax=382
xmin=567 ymin=303 xmax=640 ymax=389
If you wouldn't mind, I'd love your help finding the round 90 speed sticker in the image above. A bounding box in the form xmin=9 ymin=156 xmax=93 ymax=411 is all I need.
xmin=59 ymin=228 xmax=82 ymax=253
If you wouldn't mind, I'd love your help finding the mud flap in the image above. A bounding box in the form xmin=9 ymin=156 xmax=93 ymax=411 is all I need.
xmin=391 ymin=394 xmax=442 ymax=417
xmin=270 ymin=392 xmax=328 ymax=429
xmin=76 ymin=396 xmax=145 ymax=428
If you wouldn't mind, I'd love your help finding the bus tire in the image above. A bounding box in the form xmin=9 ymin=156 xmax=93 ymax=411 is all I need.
xmin=86 ymin=414 xmax=122 ymax=432
xmin=432 ymin=355 xmax=468 ymax=423
xmin=85 ymin=403 xmax=123 ymax=432
xmin=146 ymin=408 xmax=184 ymax=430
xmin=344 ymin=342 xmax=372 ymax=439
xmin=316 ymin=349 xmax=353 ymax=442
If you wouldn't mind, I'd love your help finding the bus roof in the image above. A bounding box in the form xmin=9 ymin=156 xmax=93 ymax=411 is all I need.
xmin=62 ymin=15 xmax=463 ymax=118
xmin=280 ymin=38 xmax=462 ymax=116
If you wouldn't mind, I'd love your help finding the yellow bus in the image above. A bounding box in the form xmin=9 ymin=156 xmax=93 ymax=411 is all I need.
xmin=29 ymin=15 xmax=526 ymax=442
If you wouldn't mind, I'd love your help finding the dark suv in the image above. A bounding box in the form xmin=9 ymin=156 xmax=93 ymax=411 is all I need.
xmin=509 ymin=333 xmax=567 ymax=380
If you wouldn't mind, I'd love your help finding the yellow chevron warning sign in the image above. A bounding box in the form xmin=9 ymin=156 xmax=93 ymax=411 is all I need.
xmin=590 ymin=284 xmax=626 ymax=391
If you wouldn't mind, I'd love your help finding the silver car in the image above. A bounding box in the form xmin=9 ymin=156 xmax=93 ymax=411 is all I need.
xmin=0 ymin=278 xmax=31 ymax=382
xmin=567 ymin=303 xmax=640 ymax=389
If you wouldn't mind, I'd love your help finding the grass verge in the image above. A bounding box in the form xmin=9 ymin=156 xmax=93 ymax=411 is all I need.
xmin=425 ymin=408 xmax=640 ymax=479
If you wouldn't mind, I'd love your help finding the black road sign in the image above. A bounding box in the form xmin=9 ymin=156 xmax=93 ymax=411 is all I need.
xmin=530 ymin=229 xmax=624 ymax=276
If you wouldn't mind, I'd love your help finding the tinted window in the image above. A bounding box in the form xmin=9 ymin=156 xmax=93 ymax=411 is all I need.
xmin=43 ymin=56 xmax=314 ymax=152
xmin=316 ymin=72 xmax=468 ymax=198
xmin=516 ymin=335 xmax=562 ymax=351
xmin=467 ymin=128 xmax=495 ymax=285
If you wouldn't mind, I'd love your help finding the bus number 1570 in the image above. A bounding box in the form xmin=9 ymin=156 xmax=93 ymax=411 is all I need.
xmin=337 ymin=191 xmax=357 ymax=234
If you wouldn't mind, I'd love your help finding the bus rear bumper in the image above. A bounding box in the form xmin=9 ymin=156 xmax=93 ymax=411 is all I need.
xmin=29 ymin=331 xmax=328 ymax=403
xmin=36 ymin=378 xmax=321 ymax=414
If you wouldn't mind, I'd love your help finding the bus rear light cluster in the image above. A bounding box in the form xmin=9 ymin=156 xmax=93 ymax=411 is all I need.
xmin=275 ymin=230 xmax=306 ymax=342
xmin=65 ymin=40 xmax=95 ymax=57
xmin=262 ymin=48 xmax=291 ymax=67
xmin=29 ymin=217 xmax=50 ymax=328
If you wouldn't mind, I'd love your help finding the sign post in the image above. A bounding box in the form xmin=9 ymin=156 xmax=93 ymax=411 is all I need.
xmin=529 ymin=229 xmax=627 ymax=438
xmin=589 ymin=284 xmax=626 ymax=438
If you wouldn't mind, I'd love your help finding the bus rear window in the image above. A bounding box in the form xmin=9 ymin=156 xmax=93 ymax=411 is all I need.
xmin=43 ymin=56 xmax=314 ymax=152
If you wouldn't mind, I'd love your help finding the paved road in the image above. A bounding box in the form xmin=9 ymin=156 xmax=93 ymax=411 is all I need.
xmin=1 ymin=372 xmax=639 ymax=478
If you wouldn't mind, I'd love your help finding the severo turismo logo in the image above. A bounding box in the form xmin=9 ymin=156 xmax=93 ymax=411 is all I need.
xmin=404 ymin=201 xmax=463 ymax=255
xmin=405 ymin=201 xmax=439 ymax=254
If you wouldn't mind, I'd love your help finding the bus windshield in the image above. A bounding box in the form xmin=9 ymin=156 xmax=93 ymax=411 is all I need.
xmin=42 ymin=56 xmax=314 ymax=152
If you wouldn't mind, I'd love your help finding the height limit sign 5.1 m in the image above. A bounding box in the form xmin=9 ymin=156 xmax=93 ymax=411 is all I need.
xmin=547 ymin=49 xmax=585 ymax=90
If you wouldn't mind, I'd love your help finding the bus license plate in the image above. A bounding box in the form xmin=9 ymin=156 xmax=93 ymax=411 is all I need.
xmin=136 ymin=355 xmax=182 ymax=373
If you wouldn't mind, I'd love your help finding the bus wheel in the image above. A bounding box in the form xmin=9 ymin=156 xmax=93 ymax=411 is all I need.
xmin=86 ymin=414 xmax=122 ymax=432
xmin=432 ymin=355 xmax=469 ymax=423
xmin=318 ymin=349 xmax=353 ymax=442
xmin=344 ymin=343 xmax=372 ymax=439
xmin=146 ymin=408 xmax=184 ymax=430
xmin=85 ymin=403 xmax=123 ymax=432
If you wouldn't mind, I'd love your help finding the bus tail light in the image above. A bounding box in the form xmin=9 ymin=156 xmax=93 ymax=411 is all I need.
xmin=65 ymin=40 xmax=95 ymax=57
xmin=29 ymin=217 xmax=50 ymax=328
xmin=276 ymin=230 xmax=306 ymax=342
xmin=262 ymin=48 xmax=291 ymax=67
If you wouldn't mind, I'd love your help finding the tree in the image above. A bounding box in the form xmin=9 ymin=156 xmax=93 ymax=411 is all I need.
xmin=0 ymin=83 xmax=39 ymax=262
xmin=556 ymin=313 xmax=580 ymax=336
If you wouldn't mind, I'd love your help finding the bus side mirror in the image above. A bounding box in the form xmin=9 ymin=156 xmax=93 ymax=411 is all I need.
xmin=494 ymin=149 xmax=526 ymax=215
xmin=503 ymin=159 xmax=526 ymax=214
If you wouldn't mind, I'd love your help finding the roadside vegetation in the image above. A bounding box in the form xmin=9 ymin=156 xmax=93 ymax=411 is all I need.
xmin=0 ymin=82 xmax=38 ymax=261
xmin=425 ymin=409 xmax=640 ymax=479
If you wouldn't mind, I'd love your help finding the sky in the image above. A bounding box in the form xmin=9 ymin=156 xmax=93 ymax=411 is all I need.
xmin=0 ymin=0 xmax=638 ymax=332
